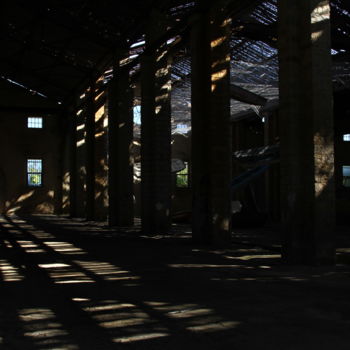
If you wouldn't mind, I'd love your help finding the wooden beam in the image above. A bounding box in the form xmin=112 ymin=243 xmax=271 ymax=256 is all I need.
xmin=230 ymin=84 xmax=267 ymax=105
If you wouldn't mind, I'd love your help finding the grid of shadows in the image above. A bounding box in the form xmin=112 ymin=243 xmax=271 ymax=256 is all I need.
xmin=1 ymin=215 xmax=350 ymax=350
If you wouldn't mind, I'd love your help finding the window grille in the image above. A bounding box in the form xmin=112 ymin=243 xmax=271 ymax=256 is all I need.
xmin=27 ymin=117 xmax=43 ymax=128
xmin=27 ymin=159 xmax=42 ymax=186
xmin=176 ymin=161 xmax=189 ymax=188
xmin=343 ymin=134 xmax=350 ymax=141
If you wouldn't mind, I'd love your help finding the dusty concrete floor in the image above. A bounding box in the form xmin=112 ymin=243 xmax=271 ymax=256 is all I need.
xmin=1 ymin=215 xmax=350 ymax=350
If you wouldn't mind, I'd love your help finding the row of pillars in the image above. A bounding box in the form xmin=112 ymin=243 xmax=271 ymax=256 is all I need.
xmin=68 ymin=0 xmax=335 ymax=264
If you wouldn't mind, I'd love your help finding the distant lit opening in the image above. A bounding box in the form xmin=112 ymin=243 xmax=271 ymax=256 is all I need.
xmin=133 ymin=106 xmax=141 ymax=125
xmin=343 ymin=134 xmax=350 ymax=141
xmin=27 ymin=117 xmax=43 ymax=128
xmin=27 ymin=159 xmax=42 ymax=187
xmin=343 ymin=166 xmax=350 ymax=187
xmin=176 ymin=123 xmax=188 ymax=132
xmin=176 ymin=161 xmax=189 ymax=188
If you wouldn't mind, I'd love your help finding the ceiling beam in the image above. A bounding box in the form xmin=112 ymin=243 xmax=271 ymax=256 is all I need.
xmin=0 ymin=58 xmax=68 ymax=101
xmin=230 ymin=84 xmax=267 ymax=105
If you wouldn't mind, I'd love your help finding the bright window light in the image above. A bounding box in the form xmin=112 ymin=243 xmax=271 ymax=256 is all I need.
xmin=177 ymin=123 xmax=187 ymax=129
xmin=343 ymin=134 xmax=350 ymax=141
xmin=176 ymin=161 xmax=189 ymax=188
xmin=27 ymin=159 xmax=42 ymax=187
xmin=27 ymin=117 xmax=43 ymax=128
xmin=133 ymin=106 xmax=141 ymax=125
xmin=176 ymin=123 xmax=188 ymax=133
xmin=342 ymin=165 xmax=350 ymax=187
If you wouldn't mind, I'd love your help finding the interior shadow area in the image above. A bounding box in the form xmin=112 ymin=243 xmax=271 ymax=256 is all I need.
xmin=1 ymin=215 xmax=350 ymax=349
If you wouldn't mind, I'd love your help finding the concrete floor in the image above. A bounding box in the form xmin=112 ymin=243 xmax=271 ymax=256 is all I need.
xmin=1 ymin=215 xmax=350 ymax=349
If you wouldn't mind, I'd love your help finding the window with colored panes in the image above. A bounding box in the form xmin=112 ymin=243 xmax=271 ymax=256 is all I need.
xmin=27 ymin=159 xmax=42 ymax=186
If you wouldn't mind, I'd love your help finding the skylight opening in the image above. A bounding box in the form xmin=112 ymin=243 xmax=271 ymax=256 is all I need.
xmin=167 ymin=37 xmax=176 ymax=45
xmin=130 ymin=40 xmax=145 ymax=49
xmin=332 ymin=3 xmax=350 ymax=18
xmin=251 ymin=1 xmax=277 ymax=25
xmin=341 ymin=8 xmax=350 ymax=17
xmin=169 ymin=2 xmax=195 ymax=15
xmin=1 ymin=76 xmax=48 ymax=98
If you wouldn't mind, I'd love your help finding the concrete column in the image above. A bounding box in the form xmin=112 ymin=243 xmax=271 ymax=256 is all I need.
xmin=107 ymin=63 xmax=134 ymax=226
xmin=191 ymin=2 xmax=232 ymax=244
xmin=94 ymin=81 xmax=108 ymax=221
xmin=75 ymin=106 xmax=87 ymax=218
xmin=85 ymin=84 xmax=96 ymax=220
xmin=141 ymin=10 xmax=172 ymax=235
xmin=264 ymin=111 xmax=280 ymax=222
xmin=0 ymin=169 xmax=5 ymax=214
xmin=68 ymin=110 xmax=77 ymax=217
xmin=278 ymin=0 xmax=335 ymax=264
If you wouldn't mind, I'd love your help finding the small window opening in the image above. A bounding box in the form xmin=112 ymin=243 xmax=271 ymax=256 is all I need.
xmin=133 ymin=106 xmax=141 ymax=125
xmin=27 ymin=159 xmax=42 ymax=187
xmin=176 ymin=123 xmax=188 ymax=133
xmin=176 ymin=161 xmax=189 ymax=188
xmin=27 ymin=117 xmax=43 ymax=128
xmin=343 ymin=165 xmax=350 ymax=187
xmin=343 ymin=134 xmax=350 ymax=141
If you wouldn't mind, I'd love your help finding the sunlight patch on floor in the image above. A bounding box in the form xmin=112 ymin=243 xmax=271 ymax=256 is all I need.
xmin=168 ymin=263 xmax=246 ymax=268
xmin=225 ymin=254 xmax=280 ymax=261
xmin=17 ymin=240 xmax=45 ymax=253
xmin=144 ymin=301 xmax=240 ymax=334
xmin=73 ymin=299 xmax=169 ymax=343
xmin=38 ymin=263 xmax=94 ymax=284
xmin=186 ymin=320 xmax=240 ymax=332
xmin=112 ymin=332 xmax=169 ymax=343
xmin=74 ymin=260 xmax=140 ymax=281
xmin=0 ymin=259 xmax=24 ymax=281
xmin=29 ymin=230 xmax=56 ymax=239
xmin=43 ymin=241 xmax=86 ymax=255
xmin=18 ymin=308 xmax=79 ymax=350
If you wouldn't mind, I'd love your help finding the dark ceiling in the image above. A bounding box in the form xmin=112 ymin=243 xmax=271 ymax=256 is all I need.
xmin=1 ymin=0 xmax=350 ymax=109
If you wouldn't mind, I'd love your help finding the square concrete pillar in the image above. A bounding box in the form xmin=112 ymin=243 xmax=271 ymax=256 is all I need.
xmin=107 ymin=63 xmax=134 ymax=227
xmin=75 ymin=105 xmax=87 ymax=218
xmin=278 ymin=0 xmax=335 ymax=264
xmin=140 ymin=10 xmax=172 ymax=235
xmin=85 ymin=84 xmax=96 ymax=220
xmin=67 ymin=110 xmax=77 ymax=217
xmin=94 ymin=83 xmax=109 ymax=221
xmin=191 ymin=1 xmax=232 ymax=245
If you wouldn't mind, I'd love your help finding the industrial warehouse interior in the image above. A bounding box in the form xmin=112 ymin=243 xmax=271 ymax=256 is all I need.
xmin=1 ymin=0 xmax=350 ymax=348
